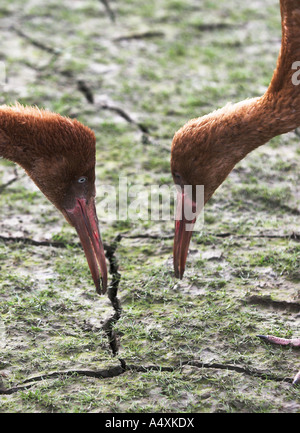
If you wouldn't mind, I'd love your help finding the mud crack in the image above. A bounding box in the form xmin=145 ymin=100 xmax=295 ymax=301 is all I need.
xmin=120 ymin=231 xmax=300 ymax=241
xmin=0 ymin=358 xmax=295 ymax=395
xmin=247 ymin=294 xmax=300 ymax=313
xmin=102 ymin=234 xmax=122 ymax=356
xmin=0 ymin=234 xmax=80 ymax=249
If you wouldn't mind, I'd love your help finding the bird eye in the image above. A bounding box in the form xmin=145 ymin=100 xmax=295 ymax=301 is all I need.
xmin=78 ymin=176 xmax=87 ymax=184
xmin=173 ymin=172 xmax=181 ymax=180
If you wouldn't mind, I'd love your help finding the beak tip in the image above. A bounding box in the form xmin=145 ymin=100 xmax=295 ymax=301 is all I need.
xmin=174 ymin=266 xmax=185 ymax=280
xmin=95 ymin=278 xmax=107 ymax=295
xmin=178 ymin=270 xmax=184 ymax=279
xmin=66 ymin=198 xmax=108 ymax=297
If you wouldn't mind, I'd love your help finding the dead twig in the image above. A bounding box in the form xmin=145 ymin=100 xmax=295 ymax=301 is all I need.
xmin=214 ymin=232 xmax=300 ymax=241
xmin=114 ymin=31 xmax=164 ymax=42
xmin=192 ymin=22 xmax=235 ymax=32
xmin=0 ymin=365 xmax=125 ymax=394
xmin=99 ymin=0 xmax=116 ymax=23
xmin=77 ymin=79 xmax=94 ymax=104
xmin=98 ymin=102 xmax=149 ymax=133
xmin=0 ymin=173 xmax=19 ymax=193
xmin=0 ymin=234 xmax=80 ymax=249
xmin=12 ymin=26 xmax=60 ymax=55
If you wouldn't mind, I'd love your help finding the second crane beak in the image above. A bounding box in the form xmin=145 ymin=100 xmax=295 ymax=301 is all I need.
xmin=173 ymin=189 xmax=197 ymax=279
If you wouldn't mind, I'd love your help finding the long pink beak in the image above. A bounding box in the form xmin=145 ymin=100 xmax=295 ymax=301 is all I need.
xmin=64 ymin=197 xmax=107 ymax=294
xmin=173 ymin=189 xmax=196 ymax=279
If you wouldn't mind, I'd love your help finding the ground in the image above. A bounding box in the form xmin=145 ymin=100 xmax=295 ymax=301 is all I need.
xmin=0 ymin=0 xmax=299 ymax=413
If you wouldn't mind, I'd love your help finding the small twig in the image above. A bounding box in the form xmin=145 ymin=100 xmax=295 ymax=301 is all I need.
xmin=212 ymin=232 xmax=300 ymax=241
xmin=122 ymin=233 xmax=173 ymax=240
xmin=193 ymin=22 xmax=235 ymax=32
xmin=98 ymin=102 xmax=149 ymax=133
xmin=12 ymin=26 xmax=60 ymax=55
xmin=0 ymin=234 xmax=113 ymax=253
xmin=99 ymin=0 xmax=116 ymax=23
xmin=114 ymin=31 xmax=164 ymax=42
xmin=118 ymin=231 xmax=300 ymax=242
xmin=1 ymin=231 xmax=299 ymax=249
xmin=0 ymin=174 xmax=18 ymax=193
xmin=0 ymin=234 xmax=80 ymax=249
xmin=77 ymin=79 xmax=94 ymax=104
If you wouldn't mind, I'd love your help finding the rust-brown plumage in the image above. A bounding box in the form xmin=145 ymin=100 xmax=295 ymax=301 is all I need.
xmin=171 ymin=0 xmax=300 ymax=384
xmin=0 ymin=103 xmax=107 ymax=294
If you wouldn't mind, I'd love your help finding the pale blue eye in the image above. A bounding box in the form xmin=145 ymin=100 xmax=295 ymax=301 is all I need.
xmin=78 ymin=176 xmax=87 ymax=184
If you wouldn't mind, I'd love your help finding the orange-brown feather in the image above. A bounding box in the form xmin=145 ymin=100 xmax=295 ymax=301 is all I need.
xmin=0 ymin=104 xmax=96 ymax=211
xmin=171 ymin=0 xmax=300 ymax=204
